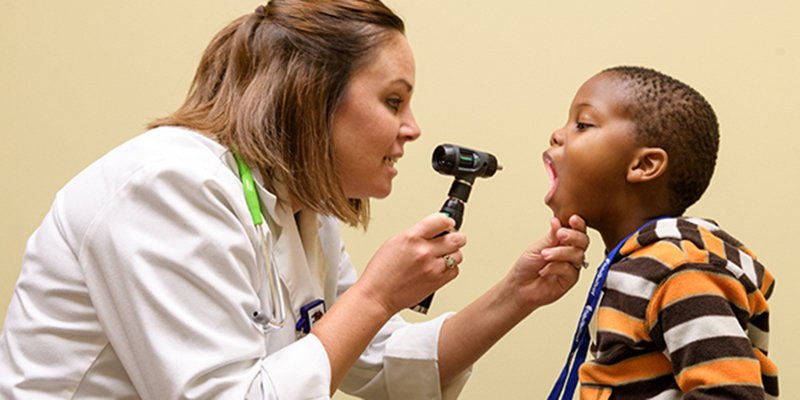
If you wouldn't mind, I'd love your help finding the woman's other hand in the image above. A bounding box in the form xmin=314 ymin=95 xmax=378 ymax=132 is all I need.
xmin=508 ymin=214 xmax=589 ymax=311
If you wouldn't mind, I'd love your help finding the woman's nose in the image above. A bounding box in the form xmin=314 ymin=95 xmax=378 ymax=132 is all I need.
xmin=400 ymin=109 xmax=422 ymax=142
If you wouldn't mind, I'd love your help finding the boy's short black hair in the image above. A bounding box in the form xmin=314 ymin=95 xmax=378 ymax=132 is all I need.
xmin=602 ymin=66 xmax=720 ymax=215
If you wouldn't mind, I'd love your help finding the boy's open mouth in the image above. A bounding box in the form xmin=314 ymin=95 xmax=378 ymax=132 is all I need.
xmin=543 ymin=154 xmax=557 ymax=201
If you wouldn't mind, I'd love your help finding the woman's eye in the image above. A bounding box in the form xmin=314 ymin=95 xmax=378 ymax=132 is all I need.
xmin=387 ymin=98 xmax=402 ymax=112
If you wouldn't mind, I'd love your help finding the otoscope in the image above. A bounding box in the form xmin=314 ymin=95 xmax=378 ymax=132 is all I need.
xmin=411 ymin=144 xmax=502 ymax=314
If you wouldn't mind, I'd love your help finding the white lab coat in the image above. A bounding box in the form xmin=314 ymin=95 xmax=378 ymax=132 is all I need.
xmin=0 ymin=127 xmax=470 ymax=399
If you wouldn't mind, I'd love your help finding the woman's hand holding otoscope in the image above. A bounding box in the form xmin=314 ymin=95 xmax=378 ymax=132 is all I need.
xmin=411 ymin=144 xmax=502 ymax=314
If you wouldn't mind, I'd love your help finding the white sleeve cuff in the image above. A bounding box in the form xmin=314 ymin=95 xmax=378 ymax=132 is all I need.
xmin=260 ymin=334 xmax=331 ymax=399
xmin=384 ymin=312 xmax=472 ymax=400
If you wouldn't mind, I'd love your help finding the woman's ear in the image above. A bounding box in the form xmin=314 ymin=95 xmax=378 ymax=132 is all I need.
xmin=627 ymin=147 xmax=668 ymax=183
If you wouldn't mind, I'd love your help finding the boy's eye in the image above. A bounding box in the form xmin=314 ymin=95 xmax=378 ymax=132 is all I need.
xmin=576 ymin=122 xmax=591 ymax=130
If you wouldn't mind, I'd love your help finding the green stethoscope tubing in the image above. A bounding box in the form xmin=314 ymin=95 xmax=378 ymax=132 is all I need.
xmin=232 ymin=150 xmax=286 ymax=330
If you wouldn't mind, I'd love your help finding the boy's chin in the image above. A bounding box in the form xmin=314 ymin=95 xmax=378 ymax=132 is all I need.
xmin=555 ymin=214 xmax=572 ymax=228
xmin=546 ymin=205 xmax=572 ymax=228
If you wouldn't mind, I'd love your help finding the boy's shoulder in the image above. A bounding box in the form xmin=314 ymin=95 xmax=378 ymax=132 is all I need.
xmin=612 ymin=217 xmax=768 ymax=291
xmin=620 ymin=217 xmax=739 ymax=261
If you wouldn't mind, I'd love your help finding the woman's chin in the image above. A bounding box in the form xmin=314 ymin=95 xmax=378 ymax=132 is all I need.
xmin=349 ymin=185 xmax=392 ymax=200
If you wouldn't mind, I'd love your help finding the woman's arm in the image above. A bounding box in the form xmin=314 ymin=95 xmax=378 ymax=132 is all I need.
xmin=437 ymin=216 xmax=588 ymax=385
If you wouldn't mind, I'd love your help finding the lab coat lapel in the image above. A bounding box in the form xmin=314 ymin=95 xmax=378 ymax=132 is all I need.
xmin=317 ymin=217 xmax=343 ymax=309
xmin=296 ymin=211 xmax=329 ymax=297
xmin=265 ymin=198 xmax=324 ymax=324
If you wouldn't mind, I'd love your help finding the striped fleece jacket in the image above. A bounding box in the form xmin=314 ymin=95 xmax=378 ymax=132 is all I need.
xmin=579 ymin=217 xmax=778 ymax=399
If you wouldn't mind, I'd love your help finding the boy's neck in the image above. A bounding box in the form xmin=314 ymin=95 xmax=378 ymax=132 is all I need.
xmin=598 ymin=182 xmax=675 ymax=252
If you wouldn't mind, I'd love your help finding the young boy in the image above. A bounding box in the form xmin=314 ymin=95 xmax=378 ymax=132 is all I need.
xmin=544 ymin=66 xmax=778 ymax=399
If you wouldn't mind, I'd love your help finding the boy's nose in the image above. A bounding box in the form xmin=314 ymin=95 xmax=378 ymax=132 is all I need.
xmin=549 ymin=127 xmax=565 ymax=146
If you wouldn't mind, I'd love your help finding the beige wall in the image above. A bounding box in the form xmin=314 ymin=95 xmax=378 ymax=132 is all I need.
xmin=2 ymin=1 xmax=798 ymax=398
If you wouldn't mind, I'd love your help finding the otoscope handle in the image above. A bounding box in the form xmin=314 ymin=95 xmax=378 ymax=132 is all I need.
xmin=412 ymin=293 xmax=435 ymax=314
xmin=437 ymin=176 xmax=472 ymax=231
xmin=411 ymin=199 xmax=461 ymax=314
xmin=439 ymin=199 xmax=464 ymax=231
xmin=411 ymin=229 xmax=448 ymax=314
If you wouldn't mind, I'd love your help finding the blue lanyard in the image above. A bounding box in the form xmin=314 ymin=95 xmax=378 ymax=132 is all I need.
xmin=547 ymin=219 xmax=662 ymax=400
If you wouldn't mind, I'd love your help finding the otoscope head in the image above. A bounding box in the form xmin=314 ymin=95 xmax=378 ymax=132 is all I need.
xmin=432 ymin=144 xmax=500 ymax=178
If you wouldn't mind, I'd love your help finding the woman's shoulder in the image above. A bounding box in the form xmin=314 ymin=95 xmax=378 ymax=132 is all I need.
xmin=122 ymin=126 xmax=229 ymax=169
xmin=73 ymin=126 xmax=235 ymax=189
xmin=54 ymin=127 xmax=241 ymax=243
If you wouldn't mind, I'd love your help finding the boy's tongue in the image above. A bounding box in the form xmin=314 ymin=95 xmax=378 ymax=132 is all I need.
xmin=545 ymin=159 xmax=557 ymax=198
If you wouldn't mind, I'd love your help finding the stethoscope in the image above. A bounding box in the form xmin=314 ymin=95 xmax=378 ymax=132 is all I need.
xmin=232 ymin=151 xmax=286 ymax=331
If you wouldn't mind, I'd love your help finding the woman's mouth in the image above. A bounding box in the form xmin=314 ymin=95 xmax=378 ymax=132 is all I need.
xmin=382 ymin=156 xmax=398 ymax=167
xmin=543 ymin=154 xmax=557 ymax=201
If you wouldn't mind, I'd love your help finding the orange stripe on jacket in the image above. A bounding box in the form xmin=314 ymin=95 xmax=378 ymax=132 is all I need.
xmin=597 ymin=307 xmax=649 ymax=342
xmin=700 ymin=228 xmax=726 ymax=259
xmin=682 ymin=240 xmax=710 ymax=265
xmin=647 ymin=271 xmax=748 ymax=325
xmin=579 ymin=386 xmax=612 ymax=400
xmin=580 ymin=353 xmax=672 ymax=385
xmin=676 ymin=358 xmax=761 ymax=391
xmin=626 ymin=240 xmax=687 ymax=268
xmin=754 ymin=349 xmax=779 ymax=376
xmin=748 ymin=292 xmax=769 ymax=315
xmin=761 ymin=269 xmax=775 ymax=297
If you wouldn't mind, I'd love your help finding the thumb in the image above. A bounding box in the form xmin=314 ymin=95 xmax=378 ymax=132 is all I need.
xmin=529 ymin=217 xmax=563 ymax=254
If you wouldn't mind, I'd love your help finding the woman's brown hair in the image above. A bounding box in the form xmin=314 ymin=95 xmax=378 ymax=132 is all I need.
xmin=149 ymin=0 xmax=405 ymax=227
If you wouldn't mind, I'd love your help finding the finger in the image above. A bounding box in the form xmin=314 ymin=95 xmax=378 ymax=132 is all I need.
xmin=568 ymin=214 xmax=587 ymax=233
xmin=556 ymin=227 xmax=590 ymax=251
xmin=432 ymin=230 xmax=467 ymax=256
xmin=539 ymin=261 xmax=580 ymax=283
xmin=439 ymin=250 xmax=464 ymax=279
xmin=555 ymin=215 xmax=589 ymax=250
xmin=549 ymin=217 xmax=563 ymax=244
xmin=430 ymin=250 xmax=464 ymax=286
xmin=407 ymin=213 xmax=456 ymax=240
xmin=442 ymin=262 xmax=460 ymax=281
xmin=532 ymin=217 xmax=563 ymax=253
xmin=524 ymin=218 xmax=564 ymax=259
xmin=445 ymin=249 xmax=464 ymax=265
xmin=542 ymin=245 xmax=585 ymax=267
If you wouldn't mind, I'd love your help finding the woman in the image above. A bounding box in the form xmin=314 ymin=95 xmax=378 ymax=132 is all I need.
xmin=0 ymin=1 xmax=588 ymax=398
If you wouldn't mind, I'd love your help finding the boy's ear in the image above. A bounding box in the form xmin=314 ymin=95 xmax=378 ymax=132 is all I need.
xmin=627 ymin=147 xmax=668 ymax=183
